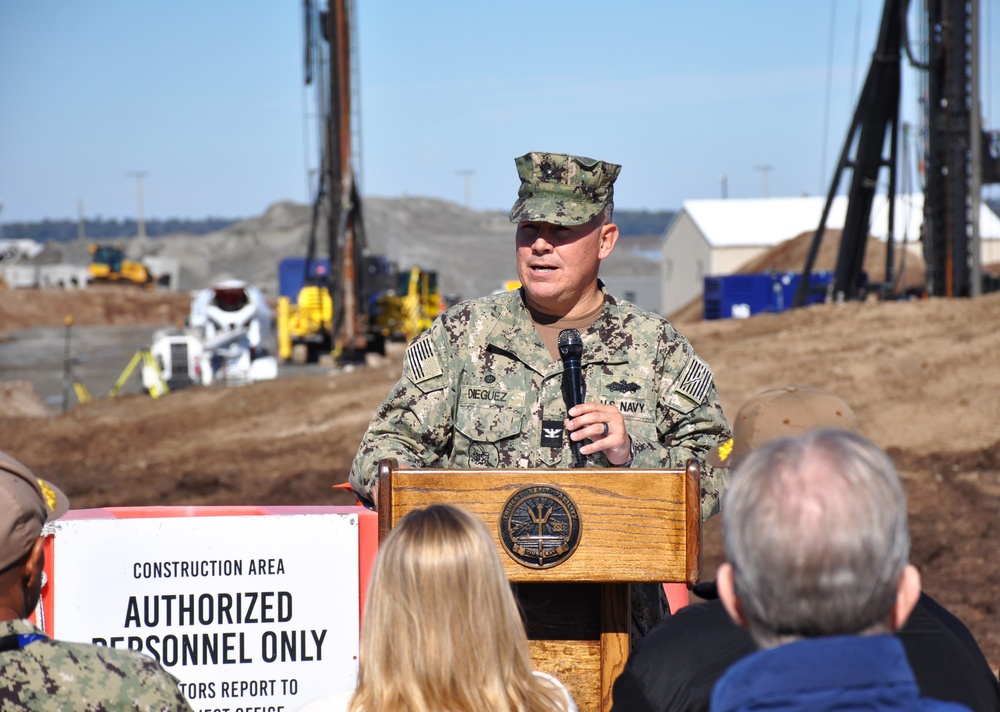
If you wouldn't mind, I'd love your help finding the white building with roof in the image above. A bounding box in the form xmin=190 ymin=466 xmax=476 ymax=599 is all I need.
xmin=660 ymin=195 xmax=1000 ymax=316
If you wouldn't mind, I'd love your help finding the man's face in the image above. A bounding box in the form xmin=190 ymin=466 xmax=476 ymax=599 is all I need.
xmin=515 ymin=213 xmax=617 ymax=317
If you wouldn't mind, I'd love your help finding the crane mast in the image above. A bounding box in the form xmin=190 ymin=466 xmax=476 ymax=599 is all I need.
xmin=795 ymin=0 xmax=999 ymax=306
xmin=303 ymin=0 xmax=369 ymax=358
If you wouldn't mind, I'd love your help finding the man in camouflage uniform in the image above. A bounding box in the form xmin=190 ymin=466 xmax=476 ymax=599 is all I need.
xmin=350 ymin=152 xmax=731 ymax=636
xmin=0 ymin=450 xmax=192 ymax=711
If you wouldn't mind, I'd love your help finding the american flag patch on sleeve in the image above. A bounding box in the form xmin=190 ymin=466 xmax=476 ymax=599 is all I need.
xmin=677 ymin=356 xmax=713 ymax=405
xmin=406 ymin=336 xmax=442 ymax=384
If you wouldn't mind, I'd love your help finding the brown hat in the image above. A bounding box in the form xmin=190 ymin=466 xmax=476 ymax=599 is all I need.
xmin=0 ymin=451 xmax=70 ymax=572
xmin=706 ymin=386 xmax=860 ymax=468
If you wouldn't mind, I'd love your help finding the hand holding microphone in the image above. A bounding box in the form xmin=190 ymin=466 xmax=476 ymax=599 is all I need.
xmin=558 ymin=329 xmax=587 ymax=467
xmin=558 ymin=329 xmax=632 ymax=467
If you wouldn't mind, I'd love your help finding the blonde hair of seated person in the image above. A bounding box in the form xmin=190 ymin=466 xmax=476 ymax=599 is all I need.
xmin=348 ymin=504 xmax=570 ymax=712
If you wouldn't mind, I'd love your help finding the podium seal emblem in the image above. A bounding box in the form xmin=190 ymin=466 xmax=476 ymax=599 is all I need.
xmin=499 ymin=485 xmax=581 ymax=569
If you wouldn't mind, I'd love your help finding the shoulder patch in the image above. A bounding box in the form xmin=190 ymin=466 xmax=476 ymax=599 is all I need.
xmin=676 ymin=355 xmax=713 ymax=405
xmin=406 ymin=335 xmax=442 ymax=384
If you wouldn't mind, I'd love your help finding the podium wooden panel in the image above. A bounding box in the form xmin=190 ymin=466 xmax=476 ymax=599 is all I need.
xmin=376 ymin=460 xmax=701 ymax=712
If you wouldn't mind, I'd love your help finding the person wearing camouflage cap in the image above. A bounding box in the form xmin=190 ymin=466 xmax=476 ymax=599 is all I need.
xmin=0 ymin=450 xmax=193 ymax=711
xmin=350 ymin=151 xmax=731 ymax=638
xmin=508 ymin=151 xmax=621 ymax=226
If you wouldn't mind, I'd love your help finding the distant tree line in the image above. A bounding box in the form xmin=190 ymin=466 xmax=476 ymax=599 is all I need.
xmin=5 ymin=210 xmax=675 ymax=242
xmin=5 ymin=200 xmax=996 ymax=243
xmin=2 ymin=217 xmax=240 ymax=243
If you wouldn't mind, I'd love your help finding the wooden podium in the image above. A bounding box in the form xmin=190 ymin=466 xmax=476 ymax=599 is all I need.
xmin=376 ymin=459 xmax=701 ymax=712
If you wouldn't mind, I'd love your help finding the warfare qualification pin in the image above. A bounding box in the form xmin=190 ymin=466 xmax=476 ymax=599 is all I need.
xmin=499 ymin=485 xmax=582 ymax=569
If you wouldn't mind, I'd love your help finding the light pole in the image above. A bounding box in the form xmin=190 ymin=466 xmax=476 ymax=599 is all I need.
xmin=456 ymin=169 xmax=474 ymax=209
xmin=128 ymin=171 xmax=148 ymax=239
xmin=753 ymin=165 xmax=773 ymax=198
xmin=77 ymin=200 xmax=86 ymax=241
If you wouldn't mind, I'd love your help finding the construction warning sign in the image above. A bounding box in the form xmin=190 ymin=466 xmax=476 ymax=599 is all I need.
xmin=49 ymin=510 xmax=363 ymax=711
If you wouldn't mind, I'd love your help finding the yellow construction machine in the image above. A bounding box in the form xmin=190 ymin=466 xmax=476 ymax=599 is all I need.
xmin=277 ymin=281 xmax=334 ymax=364
xmin=276 ymin=257 xmax=440 ymax=363
xmin=88 ymin=244 xmax=152 ymax=286
xmin=370 ymin=266 xmax=441 ymax=343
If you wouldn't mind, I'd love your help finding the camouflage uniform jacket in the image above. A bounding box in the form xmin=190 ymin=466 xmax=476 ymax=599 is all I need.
xmin=0 ymin=619 xmax=192 ymax=711
xmin=350 ymin=286 xmax=731 ymax=520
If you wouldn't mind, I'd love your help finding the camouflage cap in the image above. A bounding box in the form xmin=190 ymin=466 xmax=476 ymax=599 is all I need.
xmin=706 ymin=386 xmax=860 ymax=468
xmin=0 ymin=450 xmax=70 ymax=572
xmin=509 ymin=152 xmax=621 ymax=226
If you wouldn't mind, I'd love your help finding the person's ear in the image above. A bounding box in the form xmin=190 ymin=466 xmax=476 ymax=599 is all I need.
xmin=597 ymin=222 xmax=618 ymax=259
xmin=24 ymin=536 xmax=45 ymax=585
xmin=22 ymin=537 xmax=45 ymax=594
xmin=889 ymin=564 xmax=921 ymax=631
xmin=717 ymin=562 xmax=749 ymax=628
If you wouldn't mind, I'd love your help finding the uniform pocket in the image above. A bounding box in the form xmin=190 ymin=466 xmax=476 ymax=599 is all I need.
xmin=454 ymin=404 xmax=523 ymax=468
xmin=456 ymin=404 xmax=523 ymax=442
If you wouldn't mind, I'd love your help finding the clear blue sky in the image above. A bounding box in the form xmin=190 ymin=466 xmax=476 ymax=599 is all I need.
xmin=2 ymin=1 xmax=998 ymax=223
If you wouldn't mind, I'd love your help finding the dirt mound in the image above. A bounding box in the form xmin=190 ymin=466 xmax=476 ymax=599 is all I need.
xmin=0 ymin=285 xmax=191 ymax=332
xmin=0 ymin=365 xmax=400 ymax=507
xmin=738 ymin=228 xmax=927 ymax=290
xmin=2 ymin=288 xmax=999 ymax=674
xmin=0 ymin=380 xmax=48 ymax=417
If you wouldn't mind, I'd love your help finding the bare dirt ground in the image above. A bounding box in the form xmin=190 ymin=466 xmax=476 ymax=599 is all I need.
xmin=1 ymin=286 xmax=998 ymax=674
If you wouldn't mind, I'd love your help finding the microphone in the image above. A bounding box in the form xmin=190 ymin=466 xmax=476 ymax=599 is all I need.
xmin=558 ymin=328 xmax=587 ymax=467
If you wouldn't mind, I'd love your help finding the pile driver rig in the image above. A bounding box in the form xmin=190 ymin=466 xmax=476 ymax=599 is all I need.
xmin=795 ymin=0 xmax=1000 ymax=306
